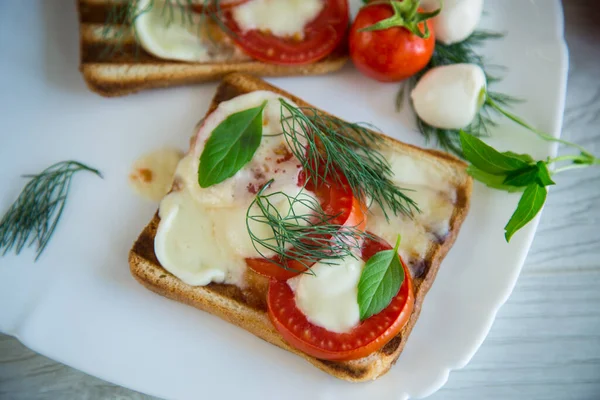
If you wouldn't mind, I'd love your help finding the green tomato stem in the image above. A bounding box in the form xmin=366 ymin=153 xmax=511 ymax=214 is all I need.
xmin=358 ymin=0 xmax=441 ymax=39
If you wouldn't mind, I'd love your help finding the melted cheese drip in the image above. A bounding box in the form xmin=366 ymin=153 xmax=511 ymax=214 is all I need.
xmin=129 ymin=148 xmax=183 ymax=201
xmin=232 ymin=0 xmax=323 ymax=39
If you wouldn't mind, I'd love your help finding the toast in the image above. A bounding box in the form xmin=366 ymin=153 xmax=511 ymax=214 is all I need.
xmin=77 ymin=0 xmax=349 ymax=97
xmin=128 ymin=72 xmax=472 ymax=382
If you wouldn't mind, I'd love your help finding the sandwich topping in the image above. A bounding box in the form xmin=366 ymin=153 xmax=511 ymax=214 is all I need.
xmin=154 ymin=89 xmax=457 ymax=360
xmin=108 ymin=0 xmax=348 ymax=66
xmin=134 ymin=0 xmax=249 ymax=63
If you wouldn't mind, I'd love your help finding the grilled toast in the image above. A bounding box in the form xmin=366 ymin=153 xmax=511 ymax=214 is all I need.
xmin=128 ymin=72 xmax=472 ymax=382
xmin=77 ymin=0 xmax=348 ymax=97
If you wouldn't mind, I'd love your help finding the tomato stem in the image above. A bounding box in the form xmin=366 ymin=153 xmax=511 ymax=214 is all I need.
xmin=358 ymin=0 xmax=441 ymax=39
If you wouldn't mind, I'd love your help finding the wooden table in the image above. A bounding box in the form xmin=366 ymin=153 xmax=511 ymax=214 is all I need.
xmin=1 ymin=1 xmax=599 ymax=399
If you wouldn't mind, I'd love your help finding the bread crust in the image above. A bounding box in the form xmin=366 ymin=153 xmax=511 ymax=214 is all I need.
xmin=77 ymin=0 xmax=348 ymax=97
xmin=128 ymin=73 xmax=473 ymax=382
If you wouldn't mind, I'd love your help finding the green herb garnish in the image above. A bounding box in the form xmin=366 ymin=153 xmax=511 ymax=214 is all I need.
xmin=279 ymin=99 xmax=419 ymax=220
xmin=0 ymin=161 xmax=102 ymax=260
xmin=359 ymin=0 xmax=441 ymax=39
xmin=458 ymin=131 xmax=600 ymax=241
xmin=357 ymin=235 xmax=404 ymax=320
xmin=198 ymin=101 xmax=267 ymax=188
xmin=246 ymin=180 xmax=368 ymax=273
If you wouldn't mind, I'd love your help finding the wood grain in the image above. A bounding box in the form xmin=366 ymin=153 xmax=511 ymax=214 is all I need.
xmin=1 ymin=1 xmax=599 ymax=399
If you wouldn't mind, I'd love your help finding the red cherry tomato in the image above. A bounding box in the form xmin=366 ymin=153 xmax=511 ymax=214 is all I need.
xmin=349 ymin=4 xmax=435 ymax=82
xmin=267 ymin=234 xmax=414 ymax=361
xmin=222 ymin=0 xmax=349 ymax=65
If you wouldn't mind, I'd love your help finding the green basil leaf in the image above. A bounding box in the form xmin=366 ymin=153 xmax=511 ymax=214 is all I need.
xmin=467 ymin=165 xmax=525 ymax=193
xmin=459 ymin=131 xmax=530 ymax=175
xmin=502 ymin=151 xmax=535 ymax=164
xmin=503 ymin=165 xmax=539 ymax=187
xmin=357 ymin=236 xmax=404 ymax=321
xmin=198 ymin=101 xmax=267 ymax=188
xmin=504 ymin=183 xmax=547 ymax=242
xmin=535 ymin=161 xmax=556 ymax=186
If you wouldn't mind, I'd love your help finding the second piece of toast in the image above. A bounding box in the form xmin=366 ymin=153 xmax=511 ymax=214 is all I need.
xmin=77 ymin=0 xmax=348 ymax=97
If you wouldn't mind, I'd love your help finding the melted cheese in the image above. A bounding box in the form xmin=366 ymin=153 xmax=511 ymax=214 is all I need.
xmin=232 ymin=0 xmax=323 ymax=39
xmin=155 ymin=189 xmax=246 ymax=286
xmin=288 ymin=256 xmax=364 ymax=333
xmin=134 ymin=0 xmax=238 ymax=62
xmin=185 ymin=90 xmax=306 ymax=207
xmin=367 ymin=152 xmax=456 ymax=263
xmin=129 ymin=148 xmax=183 ymax=201
xmin=154 ymin=91 xmax=314 ymax=287
xmin=410 ymin=63 xmax=487 ymax=130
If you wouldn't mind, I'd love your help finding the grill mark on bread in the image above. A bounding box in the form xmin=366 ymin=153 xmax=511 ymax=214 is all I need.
xmin=128 ymin=74 xmax=473 ymax=381
xmin=79 ymin=2 xmax=130 ymax=25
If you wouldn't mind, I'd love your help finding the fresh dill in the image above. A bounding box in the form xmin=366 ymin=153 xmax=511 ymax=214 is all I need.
xmin=246 ymin=180 xmax=368 ymax=273
xmin=101 ymin=0 xmax=234 ymax=60
xmin=0 ymin=161 xmax=102 ymax=260
xmin=279 ymin=99 xmax=419 ymax=220
xmin=401 ymin=30 xmax=520 ymax=157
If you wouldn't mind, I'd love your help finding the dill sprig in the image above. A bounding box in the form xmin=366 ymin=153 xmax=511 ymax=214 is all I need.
xmin=0 ymin=161 xmax=102 ymax=260
xmin=279 ymin=99 xmax=419 ymax=220
xmin=246 ymin=180 xmax=368 ymax=273
xmin=401 ymin=30 xmax=520 ymax=157
xmin=101 ymin=0 xmax=234 ymax=60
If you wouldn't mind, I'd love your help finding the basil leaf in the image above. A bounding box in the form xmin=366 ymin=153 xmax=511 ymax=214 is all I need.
xmin=198 ymin=101 xmax=267 ymax=188
xmin=502 ymin=151 xmax=535 ymax=164
xmin=503 ymin=165 xmax=539 ymax=187
xmin=504 ymin=183 xmax=547 ymax=242
xmin=535 ymin=161 xmax=556 ymax=186
xmin=467 ymin=165 xmax=525 ymax=193
xmin=459 ymin=131 xmax=530 ymax=175
xmin=357 ymin=236 xmax=404 ymax=321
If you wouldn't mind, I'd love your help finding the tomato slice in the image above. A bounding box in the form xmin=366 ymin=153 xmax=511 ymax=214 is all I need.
xmin=222 ymin=0 xmax=350 ymax=65
xmin=267 ymin=234 xmax=414 ymax=361
xmin=245 ymin=174 xmax=366 ymax=280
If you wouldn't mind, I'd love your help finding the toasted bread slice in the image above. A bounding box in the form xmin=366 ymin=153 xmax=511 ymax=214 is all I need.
xmin=77 ymin=0 xmax=349 ymax=97
xmin=128 ymin=73 xmax=472 ymax=382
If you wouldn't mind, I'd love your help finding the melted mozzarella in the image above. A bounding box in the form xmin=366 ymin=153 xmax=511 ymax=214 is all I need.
xmin=366 ymin=152 xmax=456 ymax=263
xmin=134 ymin=0 xmax=230 ymax=62
xmin=232 ymin=0 xmax=323 ymax=38
xmin=288 ymin=256 xmax=364 ymax=333
xmin=410 ymin=63 xmax=487 ymax=130
xmin=186 ymin=90 xmax=305 ymax=207
xmin=155 ymin=189 xmax=247 ymax=286
xmin=155 ymin=91 xmax=315 ymax=287
xmin=128 ymin=148 xmax=183 ymax=201
xmin=421 ymin=0 xmax=484 ymax=45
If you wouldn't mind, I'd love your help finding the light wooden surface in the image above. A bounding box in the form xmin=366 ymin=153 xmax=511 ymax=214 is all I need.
xmin=1 ymin=1 xmax=599 ymax=399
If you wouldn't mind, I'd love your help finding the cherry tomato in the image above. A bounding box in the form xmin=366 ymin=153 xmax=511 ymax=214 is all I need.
xmin=267 ymin=234 xmax=414 ymax=361
xmin=245 ymin=174 xmax=366 ymax=280
xmin=222 ymin=0 xmax=349 ymax=65
xmin=349 ymin=4 xmax=435 ymax=82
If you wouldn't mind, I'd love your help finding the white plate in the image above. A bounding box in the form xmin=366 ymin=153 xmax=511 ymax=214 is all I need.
xmin=0 ymin=1 xmax=567 ymax=399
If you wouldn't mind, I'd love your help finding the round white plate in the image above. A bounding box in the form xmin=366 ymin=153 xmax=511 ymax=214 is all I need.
xmin=0 ymin=1 xmax=567 ymax=399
